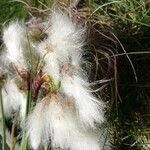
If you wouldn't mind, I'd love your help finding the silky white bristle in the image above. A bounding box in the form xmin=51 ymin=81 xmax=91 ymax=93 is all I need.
xmin=70 ymin=131 xmax=100 ymax=150
xmin=27 ymin=94 xmax=102 ymax=150
xmin=48 ymin=11 xmax=85 ymax=62
xmin=2 ymin=79 xmax=26 ymax=119
xmin=3 ymin=21 xmax=27 ymax=68
xmin=26 ymin=101 xmax=48 ymax=149
xmin=48 ymin=98 xmax=101 ymax=150
xmin=37 ymin=41 xmax=60 ymax=83
xmin=26 ymin=94 xmax=74 ymax=149
xmin=1 ymin=10 xmax=108 ymax=150
xmin=37 ymin=11 xmax=86 ymax=86
xmin=46 ymin=94 xmax=77 ymax=149
xmin=61 ymin=75 xmax=105 ymax=127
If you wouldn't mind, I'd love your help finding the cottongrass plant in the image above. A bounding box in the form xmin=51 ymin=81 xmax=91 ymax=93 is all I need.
xmin=0 ymin=10 xmax=109 ymax=150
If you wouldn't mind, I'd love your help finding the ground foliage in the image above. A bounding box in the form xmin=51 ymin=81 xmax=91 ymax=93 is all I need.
xmin=0 ymin=0 xmax=150 ymax=149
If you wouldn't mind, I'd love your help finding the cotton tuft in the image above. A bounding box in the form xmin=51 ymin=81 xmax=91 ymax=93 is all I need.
xmin=3 ymin=21 xmax=28 ymax=69
xmin=61 ymin=75 xmax=105 ymax=127
xmin=2 ymin=79 xmax=26 ymax=119
xmin=1 ymin=10 xmax=108 ymax=150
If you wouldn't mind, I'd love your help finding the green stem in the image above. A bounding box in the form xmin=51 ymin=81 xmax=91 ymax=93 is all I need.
xmin=110 ymin=14 xmax=150 ymax=28
xmin=26 ymin=74 xmax=32 ymax=117
xmin=89 ymin=1 xmax=122 ymax=18
xmin=20 ymin=76 xmax=32 ymax=150
xmin=21 ymin=30 xmax=33 ymax=150
xmin=11 ymin=111 xmax=19 ymax=150
xmin=0 ymin=88 xmax=6 ymax=150
xmin=44 ymin=145 xmax=48 ymax=150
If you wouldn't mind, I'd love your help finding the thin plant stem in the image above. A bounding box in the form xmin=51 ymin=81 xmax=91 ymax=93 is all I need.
xmin=11 ymin=111 xmax=19 ymax=150
xmin=20 ymin=74 xmax=33 ymax=150
xmin=88 ymin=1 xmax=122 ymax=18
xmin=44 ymin=145 xmax=48 ymax=150
xmin=111 ymin=33 xmax=138 ymax=82
xmin=110 ymin=14 xmax=150 ymax=28
xmin=26 ymin=74 xmax=32 ymax=117
xmin=98 ymin=51 xmax=150 ymax=61
xmin=21 ymin=31 xmax=33 ymax=150
xmin=0 ymin=88 xmax=6 ymax=150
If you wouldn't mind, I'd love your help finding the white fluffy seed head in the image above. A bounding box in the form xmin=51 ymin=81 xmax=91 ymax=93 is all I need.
xmin=44 ymin=94 xmax=103 ymax=150
xmin=44 ymin=53 xmax=60 ymax=83
xmin=48 ymin=10 xmax=86 ymax=62
xmin=26 ymin=101 xmax=49 ymax=149
xmin=26 ymin=94 xmax=102 ymax=150
xmin=37 ymin=10 xmax=86 ymax=83
xmin=61 ymin=75 xmax=105 ymax=127
xmin=37 ymin=37 xmax=61 ymax=83
xmin=0 ymin=10 xmax=108 ymax=150
xmin=2 ymin=79 xmax=26 ymax=119
xmin=70 ymin=131 xmax=100 ymax=150
xmin=48 ymin=99 xmax=101 ymax=150
xmin=46 ymin=94 xmax=78 ymax=149
xmin=3 ymin=21 xmax=27 ymax=69
xmin=26 ymin=95 xmax=74 ymax=150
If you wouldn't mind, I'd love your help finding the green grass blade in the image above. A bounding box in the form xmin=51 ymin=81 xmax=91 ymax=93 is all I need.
xmin=20 ymin=29 xmax=34 ymax=150
xmin=0 ymin=88 xmax=6 ymax=150
xmin=20 ymin=78 xmax=32 ymax=150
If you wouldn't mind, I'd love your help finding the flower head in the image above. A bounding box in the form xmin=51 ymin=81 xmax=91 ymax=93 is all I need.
xmin=3 ymin=21 xmax=28 ymax=69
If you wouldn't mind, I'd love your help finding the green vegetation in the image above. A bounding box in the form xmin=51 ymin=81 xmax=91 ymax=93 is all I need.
xmin=0 ymin=0 xmax=150 ymax=149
